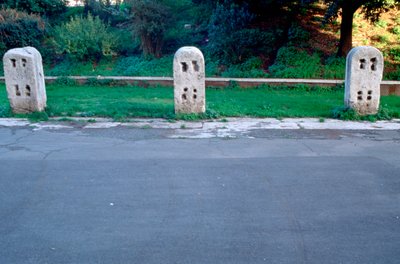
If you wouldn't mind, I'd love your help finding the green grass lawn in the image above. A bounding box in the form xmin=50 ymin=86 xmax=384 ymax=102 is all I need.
xmin=1 ymin=83 xmax=400 ymax=120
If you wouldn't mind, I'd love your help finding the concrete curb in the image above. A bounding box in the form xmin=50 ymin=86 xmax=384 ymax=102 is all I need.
xmin=1 ymin=117 xmax=400 ymax=131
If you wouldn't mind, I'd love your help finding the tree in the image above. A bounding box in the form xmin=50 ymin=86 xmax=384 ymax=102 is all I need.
xmin=0 ymin=8 xmax=46 ymax=55
xmin=208 ymin=0 xmax=280 ymax=64
xmin=127 ymin=0 xmax=171 ymax=58
xmin=308 ymin=0 xmax=400 ymax=57
xmin=1 ymin=0 xmax=67 ymax=17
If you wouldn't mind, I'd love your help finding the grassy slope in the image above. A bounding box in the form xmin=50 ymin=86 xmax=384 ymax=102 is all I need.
xmin=1 ymin=6 xmax=398 ymax=79
xmin=1 ymin=84 xmax=400 ymax=119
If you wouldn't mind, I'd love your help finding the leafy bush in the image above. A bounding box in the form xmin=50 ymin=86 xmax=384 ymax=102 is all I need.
xmin=374 ymin=19 xmax=388 ymax=29
xmin=287 ymin=23 xmax=310 ymax=46
xmin=389 ymin=47 xmax=400 ymax=63
xmin=332 ymin=106 xmax=395 ymax=121
xmin=52 ymin=14 xmax=118 ymax=61
xmin=323 ymin=57 xmax=346 ymax=79
xmin=269 ymin=46 xmax=322 ymax=78
xmin=393 ymin=25 xmax=400 ymax=36
xmin=207 ymin=0 xmax=277 ymax=64
xmin=221 ymin=57 xmax=268 ymax=78
xmin=0 ymin=8 xmax=46 ymax=56
xmin=385 ymin=66 xmax=400 ymax=80
xmin=54 ymin=76 xmax=77 ymax=86
xmin=378 ymin=34 xmax=390 ymax=44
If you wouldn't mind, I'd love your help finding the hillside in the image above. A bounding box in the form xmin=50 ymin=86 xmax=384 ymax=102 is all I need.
xmin=1 ymin=2 xmax=399 ymax=80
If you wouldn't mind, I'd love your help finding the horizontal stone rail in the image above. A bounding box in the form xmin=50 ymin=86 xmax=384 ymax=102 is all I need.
xmin=1 ymin=76 xmax=399 ymax=95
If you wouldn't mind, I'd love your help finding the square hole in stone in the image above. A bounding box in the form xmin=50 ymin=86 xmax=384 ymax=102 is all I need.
xmin=15 ymin=85 xmax=21 ymax=96
xmin=22 ymin=59 xmax=27 ymax=67
xmin=192 ymin=61 xmax=199 ymax=72
xmin=359 ymin=59 xmax=366 ymax=69
xmin=10 ymin=59 xmax=16 ymax=68
xmin=25 ymin=85 xmax=31 ymax=97
xmin=181 ymin=62 xmax=188 ymax=72
xmin=370 ymin=58 xmax=377 ymax=71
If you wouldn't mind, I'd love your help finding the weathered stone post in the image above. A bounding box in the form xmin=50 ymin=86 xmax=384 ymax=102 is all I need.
xmin=345 ymin=46 xmax=383 ymax=115
xmin=173 ymin=46 xmax=205 ymax=114
xmin=3 ymin=47 xmax=47 ymax=113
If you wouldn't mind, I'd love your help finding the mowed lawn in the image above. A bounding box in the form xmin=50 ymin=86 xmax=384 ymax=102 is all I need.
xmin=1 ymin=83 xmax=400 ymax=119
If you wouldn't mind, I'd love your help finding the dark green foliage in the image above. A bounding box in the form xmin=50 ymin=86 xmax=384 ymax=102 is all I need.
xmin=331 ymin=106 xmax=359 ymax=120
xmin=269 ymin=46 xmax=321 ymax=78
xmin=323 ymin=57 xmax=346 ymax=79
xmin=82 ymin=0 xmax=127 ymax=25
xmin=0 ymin=9 xmax=47 ymax=56
xmin=128 ymin=0 xmax=171 ymax=58
xmin=54 ymin=77 xmax=77 ymax=86
xmin=389 ymin=47 xmax=400 ymax=63
xmin=331 ymin=105 xmax=397 ymax=121
xmin=175 ymin=110 xmax=220 ymax=120
xmin=25 ymin=111 xmax=49 ymax=122
xmin=287 ymin=23 xmax=310 ymax=46
xmin=0 ymin=0 xmax=67 ymax=17
xmin=221 ymin=57 xmax=268 ymax=78
xmin=207 ymin=0 xmax=279 ymax=64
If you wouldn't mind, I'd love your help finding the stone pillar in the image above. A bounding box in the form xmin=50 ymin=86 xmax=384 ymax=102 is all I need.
xmin=173 ymin=46 xmax=205 ymax=114
xmin=3 ymin=47 xmax=47 ymax=113
xmin=345 ymin=46 xmax=383 ymax=115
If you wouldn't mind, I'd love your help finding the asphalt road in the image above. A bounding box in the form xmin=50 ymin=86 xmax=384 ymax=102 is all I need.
xmin=1 ymin=124 xmax=400 ymax=264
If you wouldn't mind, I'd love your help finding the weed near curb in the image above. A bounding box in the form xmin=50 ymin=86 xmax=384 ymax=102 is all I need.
xmin=331 ymin=105 xmax=398 ymax=121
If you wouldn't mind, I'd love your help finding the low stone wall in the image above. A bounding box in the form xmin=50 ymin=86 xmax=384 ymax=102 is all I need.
xmin=1 ymin=76 xmax=400 ymax=95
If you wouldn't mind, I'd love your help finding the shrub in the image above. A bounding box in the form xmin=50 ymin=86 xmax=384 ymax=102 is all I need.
xmin=52 ymin=14 xmax=118 ymax=61
xmin=0 ymin=8 xmax=46 ymax=56
xmin=207 ymin=0 xmax=277 ymax=64
xmin=389 ymin=47 xmax=400 ymax=63
xmin=269 ymin=46 xmax=322 ymax=78
xmin=332 ymin=106 xmax=395 ymax=121
xmin=129 ymin=0 xmax=171 ymax=58
xmin=374 ymin=19 xmax=388 ymax=29
xmin=323 ymin=57 xmax=346 ymax=79
xmin=221 ymin=57 xmax=268 ymax=78
xmin=393 ymin=25 xmax=400 ymax=36
xmin=378 ymin=34 xmax=390 ymax=44
xmin=287 ymin=23 xmax=310 ymax=46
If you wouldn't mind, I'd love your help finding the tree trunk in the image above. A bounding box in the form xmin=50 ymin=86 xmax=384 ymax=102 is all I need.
xmin=337 ymin=2 xmax=355 ymax=57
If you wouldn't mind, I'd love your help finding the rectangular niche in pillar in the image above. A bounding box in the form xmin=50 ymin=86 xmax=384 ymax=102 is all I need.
xmin=345 ymin=46 xmax=383 ymax=115
xmin=3 ymin=47 xmax=47 ymax=114
xmin=173 ymin=46 xmax=205 ymax=114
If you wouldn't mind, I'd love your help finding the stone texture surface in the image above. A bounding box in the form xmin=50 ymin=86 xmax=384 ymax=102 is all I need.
xmin=3 ymin=47 xmax=46 ymax=113
xmin=345 ymin=46 xmax=383 ymax=115
xmin=173 ymin=46 xmax=205 ymax=114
